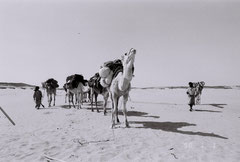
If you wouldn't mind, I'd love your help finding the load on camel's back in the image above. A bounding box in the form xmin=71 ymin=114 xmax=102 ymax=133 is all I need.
xmin=99 ymin=58 xmax=134 ymax=88
xmin=45 ymin=78 xmax=59 ymax=89
xmin=66 ymin=74 xmax=87 ymax=89
xmin=88 ymin=73 xmax=103 ymax=94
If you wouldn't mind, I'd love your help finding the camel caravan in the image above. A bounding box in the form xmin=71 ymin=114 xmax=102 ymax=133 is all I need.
xmin=35 ymin=48 xmax=207 ymax=128
xmin=37 ymin=48 xmax=136 ymax=128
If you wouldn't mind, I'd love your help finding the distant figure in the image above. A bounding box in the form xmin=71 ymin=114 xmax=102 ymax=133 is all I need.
xmin=33 ymin=86 xmax=44 ymax=109
xmin=186 ymin=82 xmax=196 ymax=112
xmin=194 ymin=81 xmax=205 ymax=104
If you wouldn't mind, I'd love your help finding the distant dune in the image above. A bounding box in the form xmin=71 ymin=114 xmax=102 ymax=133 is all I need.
xmin=0 ymin=82 xmax=36 ymax=88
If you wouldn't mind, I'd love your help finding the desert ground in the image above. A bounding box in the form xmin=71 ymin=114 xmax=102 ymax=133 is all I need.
xmin=0 ymin=87 xmax=240 ymax=162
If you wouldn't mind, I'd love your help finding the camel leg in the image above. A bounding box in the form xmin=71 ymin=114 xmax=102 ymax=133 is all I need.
xmin=88 ymin=90 xmax=91 ymax=103
xmin=69 ymin=93 xmax=75 ymax=108
xmin=103 ymin=92 xmax=109 ymax=115
xmin=95 ymin=93 xmax=99 ymax=112
xmin=53 ymin=94 xmax=56 ymax=106
xmin=76 ymin=93 xmax=80 ymax=109
xmin=111 ymin=95 xmax=119 ymax=128
xmin=123 ymin=94 xmax=129 ymax=128
xmin=72 ymin=94 xmax=75 ymax=108
xmin=76 ymin=92 xmax=82 ymax=109
xmin=80 ymin=91 xmax=83 ymax=109
xmin=75 ymin=94 xmax=78 ymax=105
xmin=91 ymin=91 xmax=94 ymax=112
xmin=65 ymin=94 xmax=67 ymax=103
xmin=68 ymin=94 xmax=71 ymax=108
xmin=48 ymin=95 xmax=52 ymax=107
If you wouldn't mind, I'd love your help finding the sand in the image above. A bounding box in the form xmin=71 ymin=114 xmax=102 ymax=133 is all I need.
xmin=0 ymin=87 xmax=240 ymax=162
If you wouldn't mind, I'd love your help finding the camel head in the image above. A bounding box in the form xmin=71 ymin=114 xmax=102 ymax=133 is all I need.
xmin=41 ymin=82 xmax=46 ymax=89
xmin=42 ymin=82 xmax=51 ymax=90
xmin=44 ymin=82 xmax=52 ymax=90
xmin=120 ymin=48 xmax=136 ymax=80
xmin=121 ymin=48 xmax=136 ymax=69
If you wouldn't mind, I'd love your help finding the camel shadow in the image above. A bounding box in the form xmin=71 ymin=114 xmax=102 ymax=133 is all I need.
xmin=59 ymin=105 xmax=72 ymax=109
xmin=85 ymin=101 xmax=105 ymax=107
xmin=194 ymin=109 xmax=222 ymax=113
xmin=131 ymin=121 xmax=228 ymax=139
xmin=200 ymin=104 xmax=227 ymax=109
xmin=118 ymin=111 xmax=160 ymax=119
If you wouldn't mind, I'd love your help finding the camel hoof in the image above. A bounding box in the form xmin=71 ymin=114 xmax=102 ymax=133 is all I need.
xmin=125 ymin=123 xmax=130 ymax=128
xmin=111 ymin=124 xmax=115 ymax=129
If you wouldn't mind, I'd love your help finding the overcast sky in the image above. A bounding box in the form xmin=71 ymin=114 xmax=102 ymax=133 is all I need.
xmin=0 ymin=0 xmax=240 ymax=87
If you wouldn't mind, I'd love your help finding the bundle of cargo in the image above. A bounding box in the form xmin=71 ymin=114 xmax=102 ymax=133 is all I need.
xmin=99 ymin=59 xmax=123 ymax=87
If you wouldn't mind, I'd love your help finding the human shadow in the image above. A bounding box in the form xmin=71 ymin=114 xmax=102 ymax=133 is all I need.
xmin=131 ymin=121 xmax=228 ymax=139
xmin=194 ymin=109 xmax=222 ymax=113
xmin=118 ymin=111 xmax=160 ymax=119
xmin=200 ymin=104 xmax=227 ymax=109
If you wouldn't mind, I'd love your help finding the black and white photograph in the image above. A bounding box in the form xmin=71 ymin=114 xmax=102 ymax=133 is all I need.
xmin=0 ymin=0 xmax=240 ymax=161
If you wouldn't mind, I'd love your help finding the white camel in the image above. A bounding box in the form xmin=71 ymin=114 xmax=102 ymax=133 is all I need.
xmin=108 ymin=48 xmax=136 ymax=128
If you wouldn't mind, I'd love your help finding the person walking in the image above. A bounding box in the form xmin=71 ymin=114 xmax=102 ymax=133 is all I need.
xmin=33 ymin=86 xmax=44 ymax=109
xmin=186 ymin=82 xmax=196 ymax=111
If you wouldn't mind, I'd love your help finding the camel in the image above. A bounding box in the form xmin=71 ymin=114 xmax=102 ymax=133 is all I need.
xmin=64 ymin=82 xmax=90 ymax=105
xmin=108 ymin=48 xmax=136 ymax=128
xmin=82 ymin=82 xmax=91 ymax=103
xmin=65 ymin=74 xmax=86 ymax=109
xmin=90 ymin=87 xmax=109 ymax=114
xmin=88 ymin=74 xmax=109 ymax=114
xmin=63 ymin=83 xmax=69 ymax=103
xmin=42 ymin=78 xmax=59 ymax=107
xmin=193 ymin=81 xmax=205 ymax=104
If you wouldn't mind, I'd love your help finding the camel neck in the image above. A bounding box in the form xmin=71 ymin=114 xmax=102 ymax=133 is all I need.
xmin=118 ymin=64 xmax=133 ymax=91
xmin=122 ymin=63 xmax=133 ymax=81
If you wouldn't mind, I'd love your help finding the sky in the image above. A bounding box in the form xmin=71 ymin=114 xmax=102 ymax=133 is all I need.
xmin=0 ymin=0 xmax=240 ymax=87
